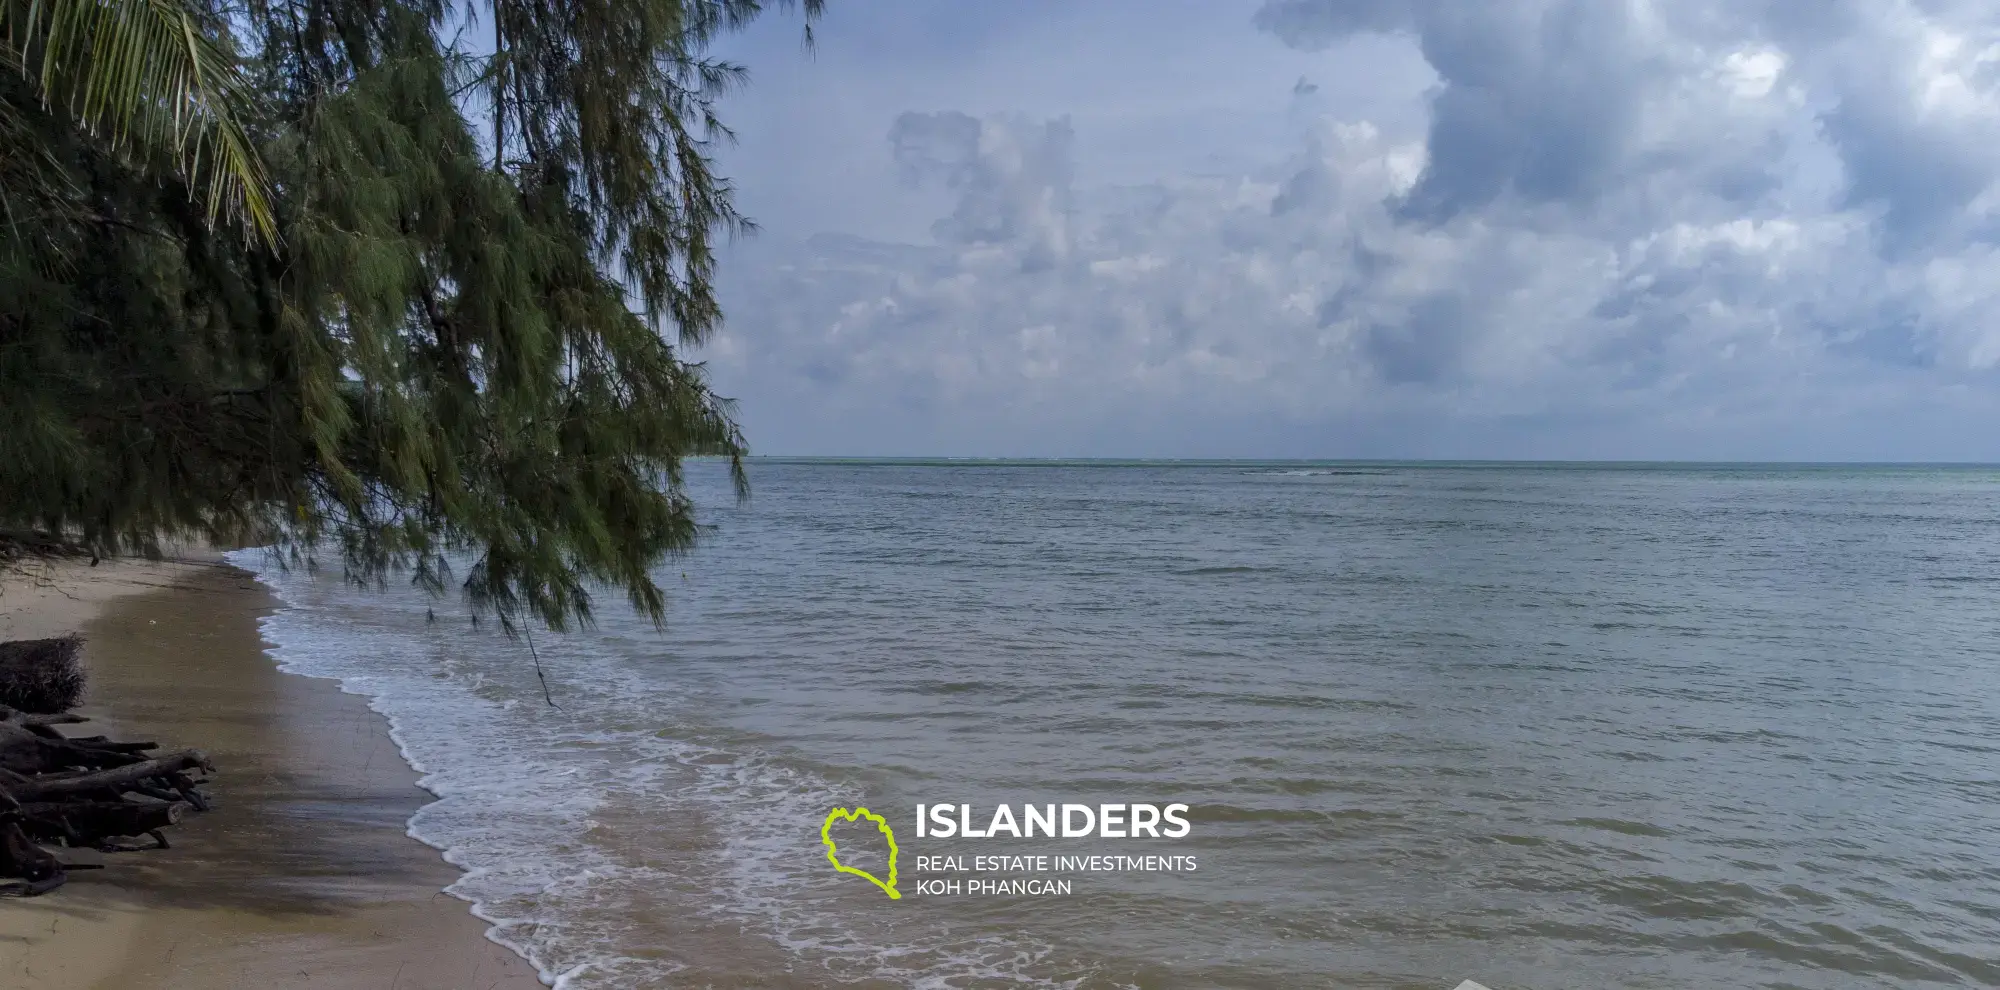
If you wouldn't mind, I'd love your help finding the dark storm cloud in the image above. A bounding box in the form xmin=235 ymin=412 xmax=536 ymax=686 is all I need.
xmin=1364 ymin=293 xmax=1469 ymax=383
xmin=1252 ymin=0 xmax=2000 ymax=246
xmin=1817 ymin=58 xmax=2000 ymax=254
xmin=1256 ymin=1 xmax=1657 ymax=220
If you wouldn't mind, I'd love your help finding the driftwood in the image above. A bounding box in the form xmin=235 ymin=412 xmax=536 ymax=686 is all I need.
xmin=15 ymin=800 xmax=189 ymax=850
xmin=0 ymin=721 xmax=147 ymax=775
xmin=0 ymin=822 xmax=64 ymax=894
xmin=0 ymin=689 xmax=214 ymax=894
xmin=0 ymin=751 xmax=212 ymax=799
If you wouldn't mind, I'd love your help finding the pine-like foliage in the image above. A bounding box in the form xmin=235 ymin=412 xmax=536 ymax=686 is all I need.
xmin=0 ymin=0 xmax=817 ymax=631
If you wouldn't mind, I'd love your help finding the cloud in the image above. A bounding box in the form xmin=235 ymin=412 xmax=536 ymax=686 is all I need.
xmin=700 ymin=1 xmax=2000 ymax=459
xmin=1253 ymin=0 xmax=2000 ymax=243
xmin=1256 ymin=1 xmax=1671 ymax=220
xmin=888 ymin=111 xmax=1076 ymax=271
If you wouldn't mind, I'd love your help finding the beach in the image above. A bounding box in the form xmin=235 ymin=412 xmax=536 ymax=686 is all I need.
xmin=0 ymin=557 xmax=542 ymax=989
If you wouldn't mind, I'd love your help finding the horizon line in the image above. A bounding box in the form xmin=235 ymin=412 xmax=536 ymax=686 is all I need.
xmin=695 ymin=455 xmax=2000 ymax=467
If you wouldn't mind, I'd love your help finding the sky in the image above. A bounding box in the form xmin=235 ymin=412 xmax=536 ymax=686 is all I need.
xmin=696 ymin=0 xmax=2000 ymax=460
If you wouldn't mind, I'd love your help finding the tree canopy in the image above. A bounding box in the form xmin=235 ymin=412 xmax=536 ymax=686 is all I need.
xmin=0 ymin=0 xmax=818 ymax=631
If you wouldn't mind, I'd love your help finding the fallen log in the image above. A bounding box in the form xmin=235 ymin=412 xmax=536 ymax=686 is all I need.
xmin=0 ymin=721 xmax=146 ymax=775
xmin=164 ymin=771 xmax=210 ymax=811
xmin=0 ymin=821 xmax=64 ymax=894
xmin=62 ymin=737 xmax=157 ymax=753
xmin=15 ymin=800 xmax=189 ymax=849
xmin=0 ymin=655 xmax=214 ymax=894
xmin=0 ymin=706 xmax=90 ymax=744
xmin=0 ymin=750 xmax=212 ymax=802
xmin=0 ymin=706 xmax=89 ymax=728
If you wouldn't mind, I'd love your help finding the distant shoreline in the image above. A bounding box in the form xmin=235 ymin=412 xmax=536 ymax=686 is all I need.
xmin=705 ymin=455 xmax=2000 ymax=468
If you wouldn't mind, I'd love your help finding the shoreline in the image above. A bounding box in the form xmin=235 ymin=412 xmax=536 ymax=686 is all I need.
xmin=0 ymin=559 xmax=542 ymax=989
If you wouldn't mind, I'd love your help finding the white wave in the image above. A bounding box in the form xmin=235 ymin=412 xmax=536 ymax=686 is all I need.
xmin=228 ymin=551 xmax=1080 ymax=989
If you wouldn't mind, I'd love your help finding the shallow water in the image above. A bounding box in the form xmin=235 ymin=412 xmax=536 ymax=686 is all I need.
xmin=240 ymin=461 xmax=2000 ymax=989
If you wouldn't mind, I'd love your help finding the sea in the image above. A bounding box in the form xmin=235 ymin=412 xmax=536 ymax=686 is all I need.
xmin=232 ymin=460 xmax=2000 ymax=989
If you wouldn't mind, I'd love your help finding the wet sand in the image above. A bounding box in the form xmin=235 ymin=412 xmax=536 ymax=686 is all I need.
xmin=0 ymin=559 xmax=543 ymax=988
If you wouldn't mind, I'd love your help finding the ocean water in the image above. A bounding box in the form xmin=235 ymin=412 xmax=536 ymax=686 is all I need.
xmin=235 ymin=461 xmax=2000 ymax=989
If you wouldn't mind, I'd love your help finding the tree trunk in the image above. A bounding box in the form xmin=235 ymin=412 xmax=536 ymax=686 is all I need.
xmin=15 ymin=800 xmax=188 ymax=848
xmin=0 ymin=821 xmax=65 ymax=894
xmin=0 ymin=750 xmax=211 ymax=802
xmin=0 ymin=721 xmax=147 ymax=776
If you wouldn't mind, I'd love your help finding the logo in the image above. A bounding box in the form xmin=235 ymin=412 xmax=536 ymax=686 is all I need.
xmin=823 ymin=800 xmax=1198 ymax=899
xmin=821 ymin=806 xmax=901 ymax=899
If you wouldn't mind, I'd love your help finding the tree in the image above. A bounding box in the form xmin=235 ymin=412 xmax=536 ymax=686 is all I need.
xmin=0 ymin=0 xmax=819 ymax=632
xmin=2 ymin=0 xmax=274 ymax=240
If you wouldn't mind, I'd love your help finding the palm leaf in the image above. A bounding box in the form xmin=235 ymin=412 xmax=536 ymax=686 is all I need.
xmin=5 ymin=0 xmax=275 ymax=243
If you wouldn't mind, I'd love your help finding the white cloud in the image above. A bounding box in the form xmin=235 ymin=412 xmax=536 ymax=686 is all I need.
xmin=1720 ymin=49 xmax=1786 ymax=99
xmin=699 ymin=0 xmax=2000 ymax=459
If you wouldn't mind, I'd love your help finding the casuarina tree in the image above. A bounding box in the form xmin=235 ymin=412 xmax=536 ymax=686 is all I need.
xmin=1 ymin=0 xmax=819 ymax=631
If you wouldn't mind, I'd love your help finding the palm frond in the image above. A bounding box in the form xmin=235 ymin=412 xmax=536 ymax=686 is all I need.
xmin=5 ymin=0 xmax=275 ymax=243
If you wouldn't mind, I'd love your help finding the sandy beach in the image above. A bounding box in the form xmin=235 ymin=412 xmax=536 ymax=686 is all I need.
xmin=0 ymin=558 xmax=543 ymax=989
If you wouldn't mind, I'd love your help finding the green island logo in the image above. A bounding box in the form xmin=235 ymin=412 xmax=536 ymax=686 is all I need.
xmin=821 ymin=806 xmax=901 ymax=899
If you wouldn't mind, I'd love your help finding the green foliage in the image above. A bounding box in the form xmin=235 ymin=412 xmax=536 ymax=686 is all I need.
xmin=0 ymin=0 xmax=818 ymax=631
xmin=2 ymin=0 xmax=274 ymax=240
